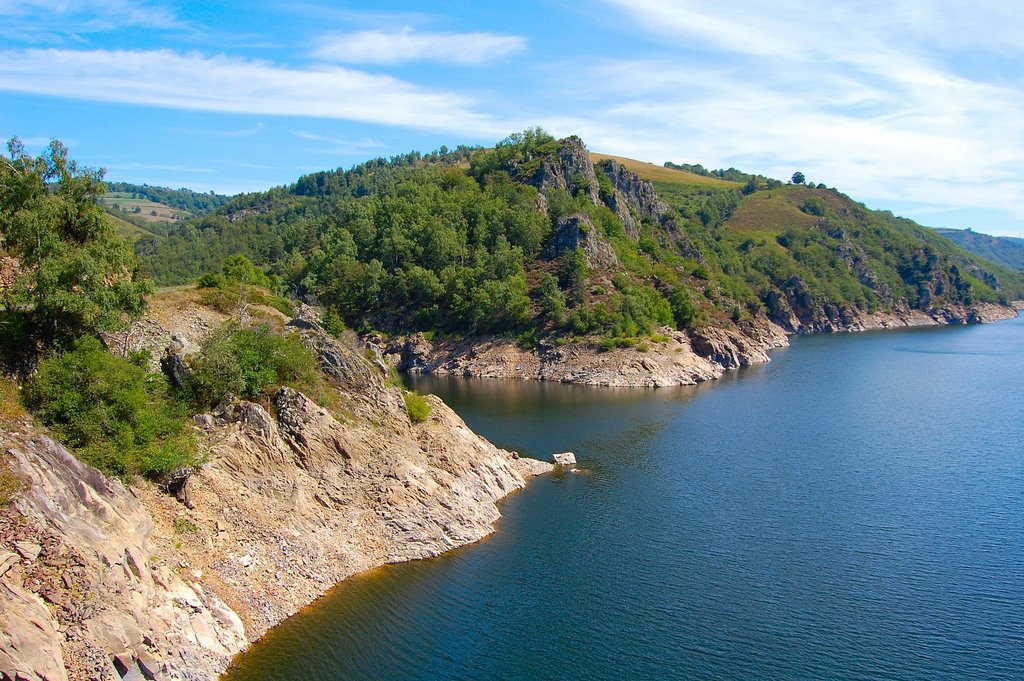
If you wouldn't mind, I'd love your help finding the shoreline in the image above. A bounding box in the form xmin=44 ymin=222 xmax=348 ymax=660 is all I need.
xmin=1 ymin=301 xmax=1016 ymax=680
xmin=385 ymin=303 xmax=1018 ymax=389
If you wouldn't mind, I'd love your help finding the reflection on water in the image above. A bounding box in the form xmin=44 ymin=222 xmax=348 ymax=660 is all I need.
xmin=226 ymin=316 xmax=1024 ymax=681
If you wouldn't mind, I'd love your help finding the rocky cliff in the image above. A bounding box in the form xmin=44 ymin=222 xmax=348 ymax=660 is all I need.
xmin=0 ymin=298 xmax=552 ymax=680
xmin=388 ymin=316 xmax=790 ymax=387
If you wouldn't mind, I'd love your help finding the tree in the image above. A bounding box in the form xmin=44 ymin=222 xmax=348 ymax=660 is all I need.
xmin=791 ymin=172 xmax=805 ymax=185
xmin=0 ymin=138 xmax=152 ymax=346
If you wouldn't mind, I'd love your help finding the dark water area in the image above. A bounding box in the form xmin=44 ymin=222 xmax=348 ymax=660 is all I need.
xmin=225 ymin=316 xmax=1024 ymax=680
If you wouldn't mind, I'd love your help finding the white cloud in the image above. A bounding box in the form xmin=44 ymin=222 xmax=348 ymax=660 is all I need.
xmin=546 ymin=1 xmax=1024 ymax=229
xmin=0 ymin=0 xmax=183 ymax=38
xmin=313 ymin=28 xmax=525 ymax=65
xmin=288 ymin=130 xmax=386 ymax=154
xmin=0 ymin=49 xmax=506 ymax=135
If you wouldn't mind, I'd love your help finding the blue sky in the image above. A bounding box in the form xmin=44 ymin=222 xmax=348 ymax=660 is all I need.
xmin=2 ymin=0 xmax=1023 ymax=237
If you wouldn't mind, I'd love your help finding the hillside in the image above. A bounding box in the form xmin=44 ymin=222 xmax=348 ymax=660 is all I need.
xmin=933 ymin=228 xmax=1024 ymax=272
xmin=138 ymin=132 xmax=1022 ymax=352
xmin=99 ymin=183 xmax=235 ymax=241
xmin=104 ymin=182 xmax=232 ymax=216
xmin=1 ymin=288 xmax=551 ymax=679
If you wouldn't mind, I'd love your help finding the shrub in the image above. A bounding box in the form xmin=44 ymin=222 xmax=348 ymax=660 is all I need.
xmin=24 ymin=337 xmax=198 ymax=480
xmin=516 ymin=328 xmax=539 ymax=349
xmin=187 ymin=323 xmax=323 ymax=406
xmin=0 ymin=452 xmax=24 ymax=507
xmin=403 ymin=391 xmax=432 ymax=424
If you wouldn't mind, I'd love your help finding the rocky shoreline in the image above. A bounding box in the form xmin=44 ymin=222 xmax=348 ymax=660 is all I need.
xmin=1 ymin=298 xmax=1017 ymax=680
xmin=1 ymin=299 xmax=552 ymax=681
xmin=386 ymin=303 xmax=1018 ymax=388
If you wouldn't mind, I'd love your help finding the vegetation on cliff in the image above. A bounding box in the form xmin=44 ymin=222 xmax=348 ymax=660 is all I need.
xmin=0 ymin=139 xmax=327 ymax=482
xmin=135 ymin=130 xmax=1023 ymax=339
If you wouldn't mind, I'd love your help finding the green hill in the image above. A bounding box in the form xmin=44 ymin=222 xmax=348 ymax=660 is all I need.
xmin=137 ymin=131 xmax=1024 ymax=338
xmin=933 ymin=228 xmax=1024 ymax=272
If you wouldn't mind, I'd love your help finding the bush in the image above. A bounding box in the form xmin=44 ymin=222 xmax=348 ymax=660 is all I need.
xmin=404 ymin=391 xmax=432 ymax=424
xmin=187 ymin=323 xmax=323 ymax=406
xmin=24 ymin=337 xmax=198 ymax=480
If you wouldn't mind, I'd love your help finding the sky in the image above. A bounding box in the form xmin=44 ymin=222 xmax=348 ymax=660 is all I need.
xmin=1 ymin=0 xmax=1023 ymax=237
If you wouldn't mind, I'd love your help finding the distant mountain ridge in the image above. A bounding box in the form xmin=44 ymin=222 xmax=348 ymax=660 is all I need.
xmin=932 ymin=228 xmax=1024 ymax=272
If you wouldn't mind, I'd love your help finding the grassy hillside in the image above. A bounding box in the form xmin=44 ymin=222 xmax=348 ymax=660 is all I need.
xmin=100 ymin=193 xmax=191 ymax=223
xmin=105 ymin=182 xmax=232 ymax=215
xmin=591 ymin=153 xmax=741 ymax=190
xmin=136 ymin=132 xmax=1024 ymax=339
xmin=933 ymin=228 xmax=1024 ymax=272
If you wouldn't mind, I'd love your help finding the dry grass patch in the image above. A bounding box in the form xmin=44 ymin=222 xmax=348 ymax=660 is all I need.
xmin=591 ymin=153 xmax=743 ymax=189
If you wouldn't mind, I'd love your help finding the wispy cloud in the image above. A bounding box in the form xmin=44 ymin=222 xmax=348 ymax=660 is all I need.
xmin=0 ymin=0 xmax=184 ymax=41
xmin=289 ymin=130 xmax=387 ymax=155
xmin=0 ymin=49 xmax=505 ymax=135
xmin=313 ymin=28 xmax=526 ymax=65
xmin=554 ymin=1 xmax=1024 ymax=226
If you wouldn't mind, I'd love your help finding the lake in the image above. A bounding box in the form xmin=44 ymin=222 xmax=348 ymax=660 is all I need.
xmin=225 ymin=315 xmax=1024 ymax=680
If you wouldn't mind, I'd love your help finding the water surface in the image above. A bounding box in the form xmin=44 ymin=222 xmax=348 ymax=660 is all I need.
xmin=226 ymin=316 xmax=1024 ymax=680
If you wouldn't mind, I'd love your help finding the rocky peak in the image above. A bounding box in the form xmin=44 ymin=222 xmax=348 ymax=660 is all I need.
xmin=518 ymin=136 xmax=602 ymax=208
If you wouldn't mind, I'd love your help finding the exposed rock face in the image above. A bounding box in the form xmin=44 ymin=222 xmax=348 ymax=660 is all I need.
xmin=597 ymin=159 xmax=671 ymax=234
xmin=765 ymin=274 xmax=1017 ymax=334
xmin=544 ymin=213 xmax=620 ymax=269
xmin=1 ymin=310 xmax=552 ymax=680
xmin=388 ymin=320 xmax=790 ymax=388
xmin=518 ymin=136 xmax=601 ymax=207
xmin=1 ymin=434 xmax=246 ymax=681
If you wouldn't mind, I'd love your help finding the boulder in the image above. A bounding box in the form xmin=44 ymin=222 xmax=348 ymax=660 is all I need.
xmin=552 ymin=452 xmax=577 ymax=466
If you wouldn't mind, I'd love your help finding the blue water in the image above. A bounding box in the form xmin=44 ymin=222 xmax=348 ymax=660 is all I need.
xmin=225 ymin=316 xmax=1024 ymax=680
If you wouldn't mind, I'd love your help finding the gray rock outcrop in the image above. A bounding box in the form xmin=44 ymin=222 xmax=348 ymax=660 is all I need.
xmin=544 ymin=213 xmax=620 ymax=269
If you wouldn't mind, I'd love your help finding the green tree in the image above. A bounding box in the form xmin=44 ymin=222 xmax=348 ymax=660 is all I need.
xmin=0 ymin=138 xmax=151 ymax=346
xmin=791 ymin=171 xmax=806 ymax=185
xmin=24 ymin=337 xmax=197 ymax=480
xmin=538 ymin=272 xmax=567 ymax=325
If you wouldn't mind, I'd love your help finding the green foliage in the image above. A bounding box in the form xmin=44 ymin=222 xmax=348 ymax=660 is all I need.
xmin=134 ymin=131 xmax=1022 ymax=347
xmin=174 ymin=517 xmax=198 ymax=534
xmin=669 ymin=286 xmax=709 ymax=330
xmin=186 ymin=323 xmax=323 ymax=406
xmin=105 ymin=182 xmax=230 ymax=215
xmin=537 ymin=272 xmax=567 ymax=325
xmin=195 ymin=255 xmax=293 ymax=317
xmin=403 ymin=391 xmax=432 ymax=424
xmin=0 ymin=138 xmax=152 ymax=346
xmin=222 ymin=254 xmax=274 ymax=289
xmin=791 ymin=172 xmax=806 ymax=185
xmin=801 ymin=197 xmax=826 ymax=217
xmin=516 ymin=328 xmax=539 ymax=349
xmin=321 ymin=308 xmax=346 ymax=337
xmin=23 ymin=337 xmax=198 ymax=480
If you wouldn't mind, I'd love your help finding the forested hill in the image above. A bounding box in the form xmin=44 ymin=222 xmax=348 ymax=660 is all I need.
xmin=137 ymin=130 xmax=1024 ymax=339
xmin=933 ymin=228 xmax=1024 ymax=272
xmin=106 ymin=182 xmax=232 ymax=215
